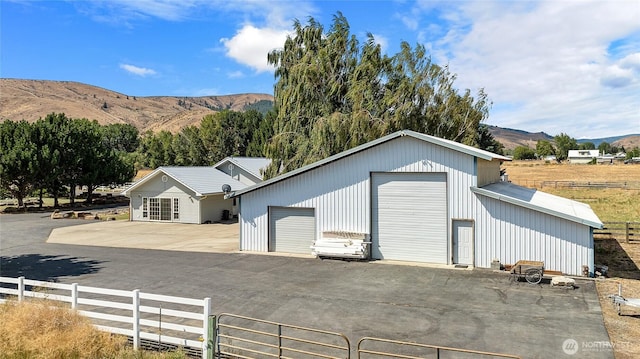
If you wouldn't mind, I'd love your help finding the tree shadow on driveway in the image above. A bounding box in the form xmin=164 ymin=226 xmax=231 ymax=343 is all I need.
xmin=0 ymin=254 xmax=103 ymax=282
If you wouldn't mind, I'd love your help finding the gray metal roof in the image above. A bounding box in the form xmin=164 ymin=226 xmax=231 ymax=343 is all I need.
xmin=230 ymin=130 xmax=510 ymax=197
xmin=214 ymin=157 xmax=271 ymax=180
xmin=471 ymin=182 xmax=603 ymax=228
xmin=122 ymin=167 xmax=246 ymax=197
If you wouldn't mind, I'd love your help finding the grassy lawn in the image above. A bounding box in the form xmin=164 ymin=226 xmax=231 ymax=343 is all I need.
xmin=504 ymin=160 xmax=640 ymax=359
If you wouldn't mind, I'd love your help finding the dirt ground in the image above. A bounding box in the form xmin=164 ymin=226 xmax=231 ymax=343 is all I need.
xmin=595 ymin=240 xmax=640 ymax=359
xmin=505 ymin=161 xmax=640 ymax=358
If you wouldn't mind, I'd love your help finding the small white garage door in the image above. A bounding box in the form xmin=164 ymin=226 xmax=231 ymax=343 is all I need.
xmin=372 ymin=173 xmax=447 ymax=263
xmin=269 ymin=207 xmax=315 ymax=254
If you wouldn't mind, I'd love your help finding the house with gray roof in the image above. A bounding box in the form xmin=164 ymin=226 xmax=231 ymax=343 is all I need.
xmin=214 ymin=157 xmax=271 ymax=186
xmin=122 ymin=167 xmax=246 ymax=224
xmin=230 ymin=130 xmax=603 ymax=276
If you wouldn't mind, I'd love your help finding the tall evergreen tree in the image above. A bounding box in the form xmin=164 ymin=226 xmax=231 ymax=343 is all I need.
xmin=0 ymin=120 xmax=37 ymax=207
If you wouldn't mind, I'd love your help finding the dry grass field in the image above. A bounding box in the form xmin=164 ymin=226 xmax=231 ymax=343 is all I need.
xmin=503 ymin=161 xmax=640 ymax=222
xmin=0 ymin=300 xmax=187 ymax=358
xmin=504 ymin=161 xmax=640 ymax=359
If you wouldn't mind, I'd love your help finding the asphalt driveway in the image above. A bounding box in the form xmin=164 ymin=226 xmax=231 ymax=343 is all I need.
xmin=0 ymin=212 xmax=613 ymax=358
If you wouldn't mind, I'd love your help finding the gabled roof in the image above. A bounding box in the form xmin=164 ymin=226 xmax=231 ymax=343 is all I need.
xmin=214 ymin=157 xmax=271 ymax=181
xmin=471 ymin=182 xmax=603 ymax=228
xmin=230 ymin=130 xmax=510 ymax=198
xmin=122 ymin=167 xmax=246 ymax=197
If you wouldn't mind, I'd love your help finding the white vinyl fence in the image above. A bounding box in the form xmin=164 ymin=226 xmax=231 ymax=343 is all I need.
xmin=0 ymin=276 xmax=212 ymax=358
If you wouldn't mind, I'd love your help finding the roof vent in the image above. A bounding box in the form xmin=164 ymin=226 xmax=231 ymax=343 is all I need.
xmin=222 ymin=184 xmax=231 ymax=193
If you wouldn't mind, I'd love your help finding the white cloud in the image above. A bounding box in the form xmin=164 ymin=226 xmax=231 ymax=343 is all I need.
xmin=371 ymin=33 xmax=389 ymax=53
xmin=619 ymin=52 xmax=640 ymax=72
xmin=215 ymin=1 xmax=316 ymax=73
xmin=601 ymin=65 xmax=634 ymax=88
xmin=423 ymin=0 xmax=640 ymax=137
xmin=220 ymin=25 xmax=290 ymax=73
xmin=120 ymin=63 xmax=157 ymax=76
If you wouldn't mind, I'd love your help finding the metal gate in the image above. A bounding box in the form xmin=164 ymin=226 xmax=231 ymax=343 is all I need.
xmin=216 ymin=313 xmax=350 ymax=358
xmin=357 ymin=337 xmax=520 ymax=359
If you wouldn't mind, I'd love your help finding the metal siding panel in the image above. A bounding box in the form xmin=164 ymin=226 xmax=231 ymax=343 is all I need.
xmin=372 ymin=173 xmax=448 ymax=263
xmin=474 ymin=195 xmax=592 ymax=275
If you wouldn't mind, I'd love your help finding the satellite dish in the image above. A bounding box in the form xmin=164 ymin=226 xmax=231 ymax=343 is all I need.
xmin=222 ymin=184 xmax=231 ymax=193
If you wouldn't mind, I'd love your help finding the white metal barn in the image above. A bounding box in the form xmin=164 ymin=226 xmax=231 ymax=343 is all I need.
xmin=231 ymin=130 xmax=603 ymax=276
xmin=123 ymin=167 xmax=245 ymax=224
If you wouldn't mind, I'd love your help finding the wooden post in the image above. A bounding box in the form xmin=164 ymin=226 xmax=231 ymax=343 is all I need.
xmin=71 ymin=283 xmax=78 ymax=309
xmin=132 ymin=289 xmax=140 ymax=350
xmin=203 ymin=297 xmax=212 ymax=359
xmin=626 ymin=222 xmax=630 ymax=243
xmin=18 ymin=276 xmax=24 ymax=302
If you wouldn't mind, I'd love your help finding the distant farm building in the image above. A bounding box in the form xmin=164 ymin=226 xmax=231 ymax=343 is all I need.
xmin=568 ymin=150 xmax=599 ymax=164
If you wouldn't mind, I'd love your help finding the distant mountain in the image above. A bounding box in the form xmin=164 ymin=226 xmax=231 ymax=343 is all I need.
xmin=0 ymin=79 xmax=274 ymax=133
xmin=488 ymin=125 xmax=640 ymax=151
xmin=487 ymin=126 xmax=553 ymax=150
xmin=2 ymin=79 xmax=637 ymax=151
xmin=577 ymin=135 xmax=640 ymax=148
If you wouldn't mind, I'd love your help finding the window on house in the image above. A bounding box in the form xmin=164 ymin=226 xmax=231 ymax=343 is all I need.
xmin=142 ymin=197 xmax=148 ymax=218
xmin=149 ymin=198 xmax=160 ymax=220
xmin=160 ymin=198 xmax=171 ymax=221
xmin=173 ymin=198 xmax=179 ymax=220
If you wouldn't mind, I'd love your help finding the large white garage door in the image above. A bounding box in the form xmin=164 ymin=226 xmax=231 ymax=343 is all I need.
xmin=372 ymin=173 xmax=448 ymax=263
xmin=269 ymin=207 xmax=315 ymax=254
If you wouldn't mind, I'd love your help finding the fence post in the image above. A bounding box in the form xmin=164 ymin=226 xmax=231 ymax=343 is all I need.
xmin=206 ymin=315 xmax=216 ymax=359
xmin=18 ymin=276 xmax=24 ymax=302
xmin=71 ymin=283 xmax=78 ymax=309
xmin=626 ymin=222 xmax=630 ymax=243
xmin=132 ymin=289 xmax=140 ymax=350
xmin=278 ymin=324 xmax=283 ymax=359
xmin=203 ymin=297 xmax=212 ymax=359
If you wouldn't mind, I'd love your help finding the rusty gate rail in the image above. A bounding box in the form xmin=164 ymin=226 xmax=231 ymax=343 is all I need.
xmin=357 ymin=337 xmax=521 ymax=359
xmin=217 ymin=313 xmax=350 ymax=359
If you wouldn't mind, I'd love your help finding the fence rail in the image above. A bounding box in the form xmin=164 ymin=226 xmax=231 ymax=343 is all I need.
xmin=0 ymin=276 xmax=212 ymax=358
xmin=0 ymin=277 xmax=523 ymax=359
xmin=513 ymin=180 xmax=640 ymax=190
xmin=217 ymin=313 xmax=351 ymax=359
xmin=594 ymin=222 xmax=640 ymax=243
xmin=357 ymin=337 xmax=521 ymax=359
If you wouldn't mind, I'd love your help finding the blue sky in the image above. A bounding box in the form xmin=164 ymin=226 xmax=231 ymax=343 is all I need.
xmin=2 ymin=0 xmax=639 ymax=138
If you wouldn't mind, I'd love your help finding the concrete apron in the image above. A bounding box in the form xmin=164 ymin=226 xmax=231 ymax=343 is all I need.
xmin=47 ymin=220 xmax=239 ymax=253
xmin=48 ymin=221 xmax=481 ymax=270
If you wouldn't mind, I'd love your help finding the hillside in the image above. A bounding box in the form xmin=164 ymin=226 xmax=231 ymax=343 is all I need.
xmin=487 ymin=126 xmax=553 ymax=150
xmin=612 ymin=135 xmax=640 ymax=150
xmin=488 ymin=126 xmax=640 ymax=151
xmin=2 ymin=79 xmax=637 ymax=150
xmin=0 ymin=79 xmax=273 ymax=133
